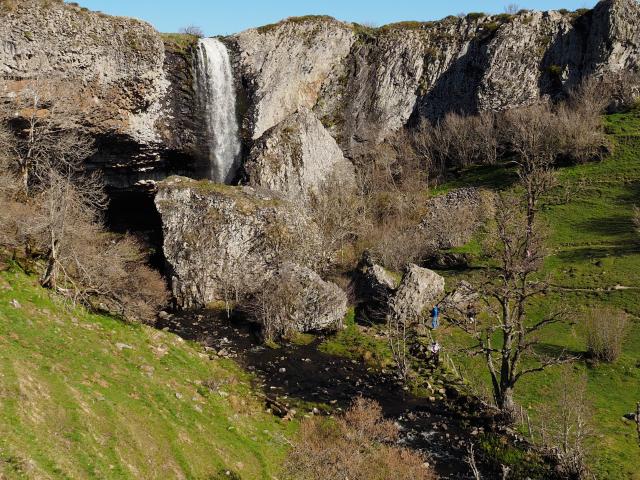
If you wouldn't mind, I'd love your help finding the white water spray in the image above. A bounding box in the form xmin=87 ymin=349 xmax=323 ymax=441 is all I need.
xmin=195 ymin=38 xmax=241 ymax=183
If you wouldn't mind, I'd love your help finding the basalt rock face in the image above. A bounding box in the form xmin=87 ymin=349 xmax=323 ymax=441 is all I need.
xmin=1 ymin=1 xmax=638 ymax=187
xmin=154 ymin=176 xmax=323 ymax=308
xmin=245 ymin=107 xmax=355 ymax=200
xmin=0 ymin=1 xmax=207 ymax=190
xmin=229 ymin=17 xmax=355 ymax=141
xmin=0 ymin=0 xmax=173 ymax=186
xmin=230 ymin=1 xmax=640 ymax=158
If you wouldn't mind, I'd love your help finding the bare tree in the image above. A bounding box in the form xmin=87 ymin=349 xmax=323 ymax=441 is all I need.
xmin=309 ymin=172 xmax=366 ymax=269
xmin=447 ymin=192 xmax=572 ymax=416
xmin=538 ymin=374 xmax=593 ymax=479
xmin=413 ymin=112 xmax=498 ymax=174
xmin=0 ymin=79 xmax=168 ymax=322
xmin=0 ymin=79 xmax=93 ymax=196
xmin=179 ymin=25 xmax=204 ymax=37
xmin=504 ymin=4 xmax=520 ymax=14
xmin=634 ymin=206 xmax=640 ymax=235
xmin=386 ymin=310 xmax=414 ymax=381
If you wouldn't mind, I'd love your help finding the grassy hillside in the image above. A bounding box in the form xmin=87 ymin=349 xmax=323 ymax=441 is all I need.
xmin=436 ymin=108 xmax=640 ymax=479
xmin=0 ymin=267 xmax=294 ymax=480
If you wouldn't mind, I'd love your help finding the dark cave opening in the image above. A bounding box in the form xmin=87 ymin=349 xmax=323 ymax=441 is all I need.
xmin=104 ymin=188 xmax=166 ymax=273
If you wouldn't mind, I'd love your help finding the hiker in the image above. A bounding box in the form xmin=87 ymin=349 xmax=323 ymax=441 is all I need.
xmin=429 ymin=341 xmax=441 ymax=365
xmin=431 ymin=304 xmax=440 ymax=329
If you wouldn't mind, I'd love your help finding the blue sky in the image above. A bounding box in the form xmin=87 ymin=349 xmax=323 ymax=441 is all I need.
xmin=73 ymin=0 xmax=597 ymax=36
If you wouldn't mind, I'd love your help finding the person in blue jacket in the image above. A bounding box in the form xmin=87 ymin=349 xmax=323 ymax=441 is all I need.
xmin=431 ymin=305 xmax=439 ymax=329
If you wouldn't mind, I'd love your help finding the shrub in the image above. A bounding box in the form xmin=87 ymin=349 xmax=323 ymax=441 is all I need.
xmin=467 ymin=12 xmax=486 ymax=20
xmin=283 ymin=398 xmax=434 ymax=480
xmin=179 ymin=25 xmax=204 ymax=37
xmin=584 ymin=308 xmax=628 ymax=362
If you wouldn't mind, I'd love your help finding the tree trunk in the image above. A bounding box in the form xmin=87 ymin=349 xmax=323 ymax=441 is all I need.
xmin=497 ymin=386 xmax=517 ymax=421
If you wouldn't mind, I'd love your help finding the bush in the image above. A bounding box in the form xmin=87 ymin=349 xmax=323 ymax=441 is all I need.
xmin=283 ymin=398 xmax=434 ymax=480
xmin=584 ymin=308 xmax=628 ymax=362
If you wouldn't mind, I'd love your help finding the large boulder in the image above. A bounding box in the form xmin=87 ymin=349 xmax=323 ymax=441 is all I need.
xmin=256 ymin=262 xmax=347 ymax=333
xmin=354 ymin=252 xmax=399 ymax=322
xmin=155 ymin=176 xmax=322 ymax=309
xmin=245 ymin=108 xmax=355 ymax=200
xmin=389 ymin=265 xmax=445 ymax=322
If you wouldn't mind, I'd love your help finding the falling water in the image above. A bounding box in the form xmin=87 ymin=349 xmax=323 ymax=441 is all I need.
xmin=195 ymin=38 xmax=241 ymax=183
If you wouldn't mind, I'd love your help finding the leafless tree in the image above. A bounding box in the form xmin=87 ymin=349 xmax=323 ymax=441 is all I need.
xmin=179 ymin=25 xmax=204 ymax=37
xmin=447 ymin=192 xmax=572 ymax=416
xmin=504 ymin=4 xmax=520 ymax=14
xmin=386 ymin=310 xmax=414 ymax=381
xmin=309 ymin=172 xmax=367 ymax=269
xmin=413 ymin=112 xmax=498 ymax=173
xmin=537 ymin=373 xmax=593 ymax=479
xmin=0 ymin=79 xmax=94 ymax=196
xmin=0 ymin=79 xmax=168 ymax=322
xmin=634 ymin=206 xmax=640 ymax=235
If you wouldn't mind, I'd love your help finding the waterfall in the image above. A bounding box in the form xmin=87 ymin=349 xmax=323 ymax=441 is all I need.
xmin=195 ymin=38 xmax=241 ymax=183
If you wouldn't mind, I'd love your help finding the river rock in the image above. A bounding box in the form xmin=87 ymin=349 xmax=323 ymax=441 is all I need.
xmin=245 ymin=108 xmax=355 ymax=200
xmin=155 ymin=176 xmax=322 ymax=309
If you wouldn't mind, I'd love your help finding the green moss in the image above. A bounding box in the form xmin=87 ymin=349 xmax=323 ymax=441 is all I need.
xmin=161 ymin=32 xmax=199 ymax=56
xmin=483 ymin=22 xmax=501 ymax=33
xmin=319 ymin=309 xmax=393 ymax=368
xmin=546 ymin=64 xmax=563 ymax=77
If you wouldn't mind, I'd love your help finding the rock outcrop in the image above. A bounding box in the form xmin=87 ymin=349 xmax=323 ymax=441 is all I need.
xmin=155 ymin=176 xmax=323 ymax=309
xmin=245 ymin=108 xmax=355 ymax=200
xmin=229 ymin=16 xmax=355 ymax=140
xmin=389 ymin=265 xmax=445 ymax=322
xmin=230 ymin=2 xmax=640 ymax=157
xmin=2 ymin=1 xmax=639 ymax=186
xmin=355 ymin=252 xmax=399 ymax=322
xmin=260 ymin=262 xmax=348 ymax=332
xmin=0 ymin=1 xmax=167 ymax=145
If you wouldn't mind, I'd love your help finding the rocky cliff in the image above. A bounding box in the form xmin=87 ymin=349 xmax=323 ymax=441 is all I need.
xmin=231 ymin=1 xmax=640 ymax=158
xmin=1 ymin=0 xmax=638 ymax=185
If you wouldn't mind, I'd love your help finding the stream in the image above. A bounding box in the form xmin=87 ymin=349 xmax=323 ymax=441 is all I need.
xmin=158 ymin=311 xmax=504 ymax=479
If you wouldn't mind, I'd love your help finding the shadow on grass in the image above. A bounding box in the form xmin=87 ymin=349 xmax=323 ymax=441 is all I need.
xmin=556 ymin=243 xmax=640 ymax=262
xmin=531 ymin=342 xmax=585 ymax=361
xmin=574 ymin=213 xmax=635 ymax=238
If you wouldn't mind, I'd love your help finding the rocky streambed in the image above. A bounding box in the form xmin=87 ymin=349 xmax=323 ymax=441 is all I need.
xmin=158 ymin=311 xmax=519 ymax=479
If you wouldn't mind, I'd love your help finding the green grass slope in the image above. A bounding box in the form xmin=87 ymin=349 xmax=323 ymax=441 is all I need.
xmin=0 ymin=268 xmax=294 ymax=480
xmin=437 ymin=108 xmax=640 ymax=479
